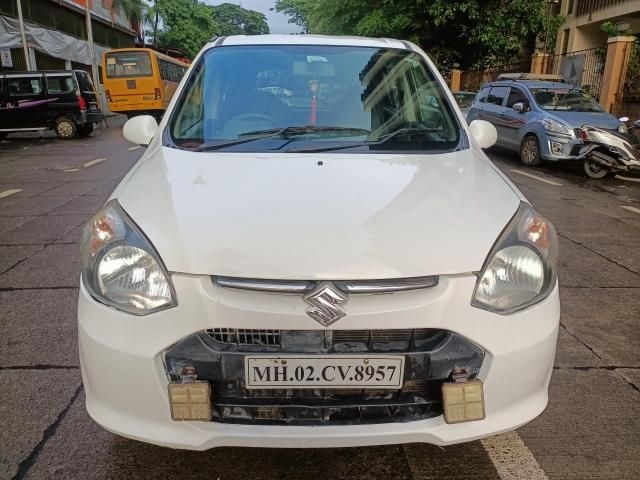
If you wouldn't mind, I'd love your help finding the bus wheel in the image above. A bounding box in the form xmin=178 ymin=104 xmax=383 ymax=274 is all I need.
xmin=78 ymin=124 xmax=94 ymax=138
xmin=54 ymin=117 xmax=77 ymax=139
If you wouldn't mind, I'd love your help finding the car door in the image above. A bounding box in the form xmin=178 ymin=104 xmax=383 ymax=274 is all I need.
xmin=500 ymin=86 xmax=531 ymax=150
xmin=5 ymin=74 xmax=47 ymax=128
xmin=466 ymin=85 xmax=490 ymax=123
xmin=0 ymin=76 xmax=8 ymax=129
xmin=478 ymin=85 xmax=508 ymax=146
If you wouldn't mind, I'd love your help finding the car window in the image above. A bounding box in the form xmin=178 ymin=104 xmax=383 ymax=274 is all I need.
xmin=7 ymin=76 xmax=43 ymax=96
xmin=476 ymin=86 xmax=490 ymax=103
xmin=75 ymin=71 xmax=95 ymax=92
xmin=486 ymin=86 xmax=508 ymax=106
xmin=169 ymin=45 xmax=461 ymax=153
xmin=46 ymin=76 xmax=76 ymax=94
xmin=453 ymin=92 xmax=476 ymax=108
xmin=105 ymin=51 xmax=152 ymax=78
xmin=531 ymin=87 xmax=603 ymax=112
xmin=506 ymin=88 xmax=527 ymax=109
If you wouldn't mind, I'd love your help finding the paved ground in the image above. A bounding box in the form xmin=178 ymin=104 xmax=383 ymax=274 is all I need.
xmin=0 ymin=123 xmax=639 ymax=480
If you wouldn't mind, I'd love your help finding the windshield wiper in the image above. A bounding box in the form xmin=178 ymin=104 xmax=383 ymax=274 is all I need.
xmin=371 ymin=127 xmax=448 ymax=143
xmin=192 ymin=126 xmax=370 ymax=152
xmin=238 ymin=125 xmax=370 ymax=138
xmin=289 ymin=127 xmax=451 ymax=153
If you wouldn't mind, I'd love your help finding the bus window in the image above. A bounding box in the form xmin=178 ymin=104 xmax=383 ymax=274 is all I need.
xmin=106 ymin=51 xmax=152 ymax=78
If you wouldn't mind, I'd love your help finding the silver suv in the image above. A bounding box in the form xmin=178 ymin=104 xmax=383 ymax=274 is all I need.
xmin=466 ymin=75 xmax=627 ymax=166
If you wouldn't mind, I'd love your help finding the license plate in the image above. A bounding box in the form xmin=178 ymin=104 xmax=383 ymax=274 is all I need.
xmin=89 ymin=105 xmax=98 ymax=112
xmin=244 ymin=355 xmax=405 ymax=390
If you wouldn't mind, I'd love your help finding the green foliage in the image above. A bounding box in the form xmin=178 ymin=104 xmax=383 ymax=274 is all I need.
xmin=154 ymin=0 xmax=218 ymax=58
xmin=276 ymin=0 xmax=565 ymax=69
xmin=601 ymin=21 xmax=619 ymax=37
xmin=273 ymin=0 xmax=313 ymax=33
xmin=149 ymin=0 xmax=270 ymax=59
xmin=210 ymin=3 xmax=269 ymax=36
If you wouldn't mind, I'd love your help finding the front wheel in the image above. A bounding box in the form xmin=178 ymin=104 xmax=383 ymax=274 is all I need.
xmin=520 ymin=135 xmax=542 ymax=166
xmin=584 ymin=158 xmax=609 ymax=179
xmin=54 ymin=117 xmax=77 ymax=139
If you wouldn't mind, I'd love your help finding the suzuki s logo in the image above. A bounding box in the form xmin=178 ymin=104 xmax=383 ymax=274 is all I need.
xmin=304 ymin=282 xmax=347 ymax=327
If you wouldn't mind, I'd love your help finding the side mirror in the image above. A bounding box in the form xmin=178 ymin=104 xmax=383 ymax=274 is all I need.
xmin=122 ymin=115 xmax=158 ymax=146
xmin=513 ymin=102 xmax=526 ymax=113
xmin=468 ymin=119 xmax=498 ymax=149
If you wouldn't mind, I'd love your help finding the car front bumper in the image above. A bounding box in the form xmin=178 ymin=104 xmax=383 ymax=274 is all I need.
xmin=539 ymin=133 xmax=582 ymax=161
xmin=78 ymin=273 xmax=559 ymax=450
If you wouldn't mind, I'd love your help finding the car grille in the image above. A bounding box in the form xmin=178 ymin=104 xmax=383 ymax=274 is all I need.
xmin=206 ymin=328 xmax=442 ymax=351
xmin=164 ymin=330 xmax=484 ymax=426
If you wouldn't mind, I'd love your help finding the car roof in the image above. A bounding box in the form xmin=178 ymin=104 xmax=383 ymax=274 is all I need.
xmin=0 ymin=70 xmax=86 ymax=76
xmin=484 ymin=80 xmax=575 ymax=90
xmin=210 ymin=34 xmax=409 ymax=50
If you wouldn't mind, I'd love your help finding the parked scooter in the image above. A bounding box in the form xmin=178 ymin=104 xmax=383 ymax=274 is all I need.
xmin=576 ymin=123 xmax=640 ymax=179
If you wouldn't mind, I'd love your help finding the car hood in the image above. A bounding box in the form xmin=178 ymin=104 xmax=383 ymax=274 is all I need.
xmin=548 ymin=110 xmax=621 ymax=129
xmin=115 ymin=147 xmax=521 ymax=279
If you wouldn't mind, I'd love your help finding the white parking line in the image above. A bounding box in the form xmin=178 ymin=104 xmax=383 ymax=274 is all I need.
xmin=82 ymin=158 xmax=106 ymax=168
xmin=615 ymin=175 xmax=640 ymax=183
xmin=510 ymin=169 xmax=562 ymax=186
xmin=0 ymin=189 xmax=22 ymax=199
xmin=481 ymin=432 xmax=549 ymax=480
xmin=64 ymin=168 xmax=80 ymax=173
xmin=127 ymin=146 xmax=141 ymax=151
xmin=620 ymin=205 xmax=640 ymax=214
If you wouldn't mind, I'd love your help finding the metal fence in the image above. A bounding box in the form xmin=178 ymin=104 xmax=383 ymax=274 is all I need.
xmin=543 ymin=47 xmax=606 ymax=99
xmin=460 ymin=61 xmax=530 ymax=92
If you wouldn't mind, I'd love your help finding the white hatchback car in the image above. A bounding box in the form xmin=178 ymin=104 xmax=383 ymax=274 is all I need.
xmin=78 ymin=35 xmax=560 ymax=450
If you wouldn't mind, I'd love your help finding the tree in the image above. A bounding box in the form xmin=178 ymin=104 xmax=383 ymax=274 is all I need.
xmin=273 ymin=0 xmax=313 ymax=33
xmin=275 ymin=0 xmax=564 ymax=69
xmin=154 ymin=0 xmax=219 ymax=58
xmin=209 ymin=3 xmax=269 ymax=36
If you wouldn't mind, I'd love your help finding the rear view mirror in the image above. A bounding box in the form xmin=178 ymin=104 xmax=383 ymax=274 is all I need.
xmin=293 ymin=61 xmax=335 ymax=77
xmin=468 ymin=120 xmax=497 ymax=149
xmin=123 ymin=115 xmax=158 ymax=146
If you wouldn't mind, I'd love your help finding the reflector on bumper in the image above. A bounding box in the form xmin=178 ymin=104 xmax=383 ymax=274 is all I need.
xmin=442 ymin=379 xmax=485 ymax=424
xmin=168 ymin=382 xmax=212 ymax=421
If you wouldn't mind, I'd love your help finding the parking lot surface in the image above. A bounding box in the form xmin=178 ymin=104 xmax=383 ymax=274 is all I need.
xmin=1 ymin=122 xmax=638 ymax=480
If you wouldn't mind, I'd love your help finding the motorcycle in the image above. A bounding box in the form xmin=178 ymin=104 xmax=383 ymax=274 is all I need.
xmin=576 ymin=123 xmax=640 ymax=179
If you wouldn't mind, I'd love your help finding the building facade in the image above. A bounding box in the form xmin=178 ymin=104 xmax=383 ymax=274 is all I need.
xmin=555 ymin=0 xmax=640 ymax=54
xmin=0 ymin=0 xmax=136 ymax=73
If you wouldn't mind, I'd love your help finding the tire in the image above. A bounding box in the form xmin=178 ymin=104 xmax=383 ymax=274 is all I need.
xmin=77 ymin=124 xmax=94 ymax=138
xmin=54 ymin=117 xmax=77 ymax=139
xmin=583 ymin=158 xmax=609 ymax=179
xmin=520 ymin=135 xmax=542 ymax=166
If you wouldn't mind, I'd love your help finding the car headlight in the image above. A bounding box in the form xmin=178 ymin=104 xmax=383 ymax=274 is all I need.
xmin=80 ymin=200 xmax=177 ymax=315
xmin=472 ymin=202 xmax=558 ymax=314
xmin=541 ymin=118 xmax=571 ymax=136
xmin=618 ymin=123 xmax=628 ymax=134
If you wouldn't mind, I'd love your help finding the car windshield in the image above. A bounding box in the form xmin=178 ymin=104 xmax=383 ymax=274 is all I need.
xmin=531 ymin=87 xmax=603 ymax=112
xmin=453 ymin=92 xmax=476 ymax=108
xmin=168 ymin=45 xmax=461 ymax=153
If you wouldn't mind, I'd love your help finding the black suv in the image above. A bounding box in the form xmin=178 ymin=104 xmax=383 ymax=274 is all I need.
xmin=0 ymin=70 xmax=102 ymax=139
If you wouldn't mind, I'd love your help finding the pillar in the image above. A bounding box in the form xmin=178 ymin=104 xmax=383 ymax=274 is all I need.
xmin=599 ymin=36 xmax=635 ymax=113
xmin=450 ymin=69 xmax=462 ymax=91
xmin=531 ymin=53 xmax=551 ymax=75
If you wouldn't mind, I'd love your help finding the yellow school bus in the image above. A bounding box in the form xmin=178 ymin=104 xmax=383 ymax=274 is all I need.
xmin=102 ymin=48 xmax=189 ymax=119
